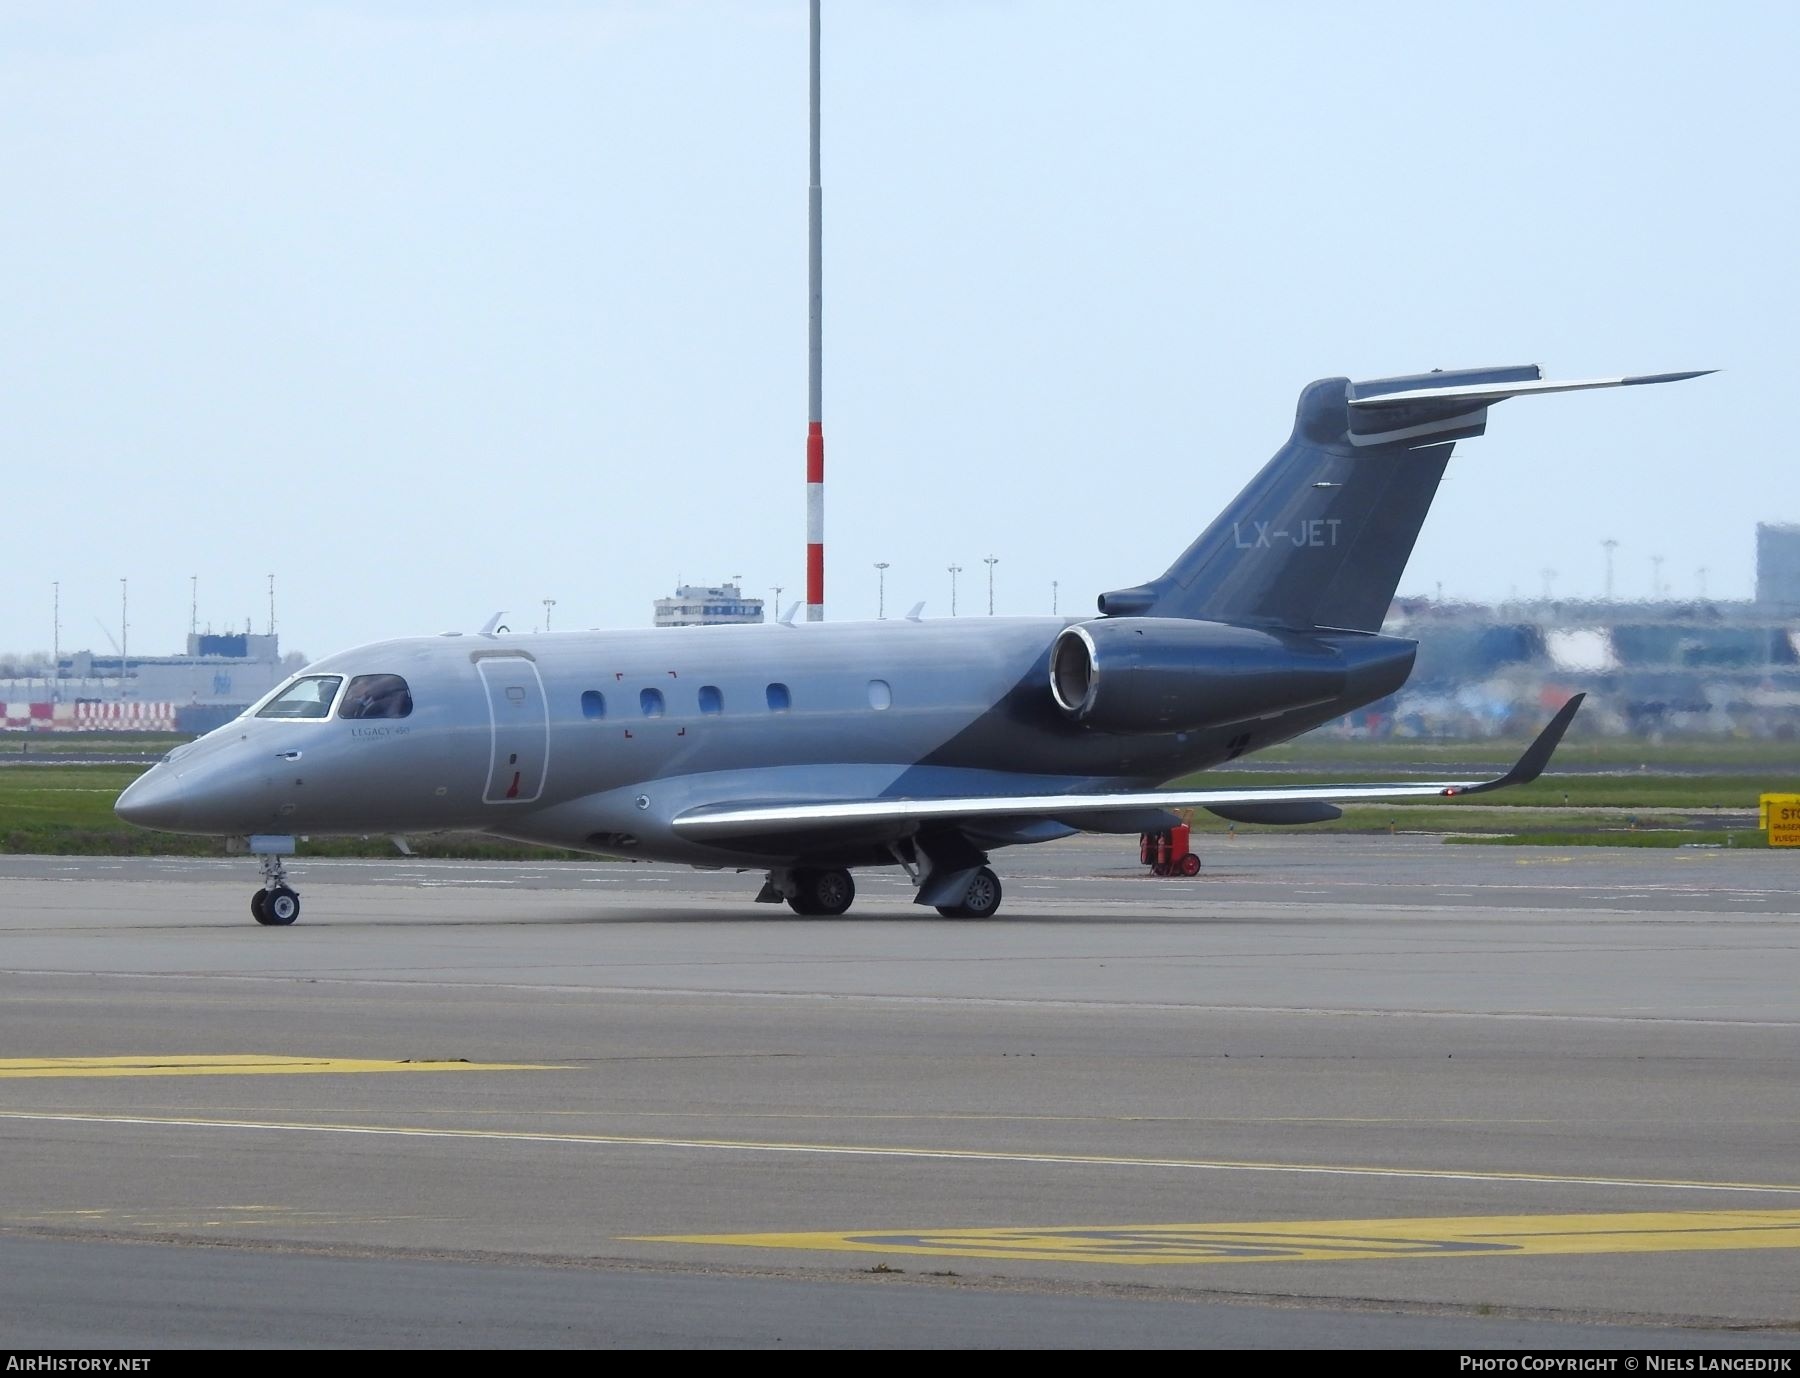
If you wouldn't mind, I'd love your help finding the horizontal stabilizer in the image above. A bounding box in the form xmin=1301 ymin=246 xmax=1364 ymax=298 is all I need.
xmin=1343 ymin=367 xmax=1713 ymax=449
xmin=1349 ymin=371 xmax=1716 ymax=410
xmin=672 ymin=698 xmax=1585 ymax=840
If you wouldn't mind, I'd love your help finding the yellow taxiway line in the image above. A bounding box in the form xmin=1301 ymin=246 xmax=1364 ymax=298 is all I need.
xmin=640 ymin=1210 xmax=1800 ymax=1266
xmin=0 ymin=1055 xmax=559 ymax=1078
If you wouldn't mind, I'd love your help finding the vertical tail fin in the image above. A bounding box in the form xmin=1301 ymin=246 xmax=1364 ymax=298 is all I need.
xmin=1098 ymin=365 xmax=1711 ymax=632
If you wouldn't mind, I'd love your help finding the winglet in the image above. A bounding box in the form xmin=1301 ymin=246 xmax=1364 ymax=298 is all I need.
xmin=1445 ymin=693 xmax=1585 ymax=797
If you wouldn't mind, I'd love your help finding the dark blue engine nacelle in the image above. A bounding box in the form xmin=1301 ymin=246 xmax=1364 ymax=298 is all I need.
xmin=1048 ymin=617 xmax=1399 ymax=735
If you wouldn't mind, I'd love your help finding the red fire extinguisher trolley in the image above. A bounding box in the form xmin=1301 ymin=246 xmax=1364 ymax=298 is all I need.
xmin=1140 ymin=823 xmax=1201 ymax=877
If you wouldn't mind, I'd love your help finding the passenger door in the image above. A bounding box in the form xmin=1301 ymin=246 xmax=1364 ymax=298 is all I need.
xmin=476 ymin=656 xmax=549 ymax=804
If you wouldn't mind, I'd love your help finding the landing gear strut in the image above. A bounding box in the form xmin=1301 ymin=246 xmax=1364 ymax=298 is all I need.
xmin=250 ymin=847 xmax=301 ymax=926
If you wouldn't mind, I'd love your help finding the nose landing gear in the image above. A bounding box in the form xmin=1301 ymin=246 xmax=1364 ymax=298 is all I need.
xmin=247 ymin=838 xmax=301 ymax=926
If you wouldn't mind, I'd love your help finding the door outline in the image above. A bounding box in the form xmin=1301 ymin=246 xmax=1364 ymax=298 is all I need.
xmin=476 ymin=656 xmax=549 ymax=804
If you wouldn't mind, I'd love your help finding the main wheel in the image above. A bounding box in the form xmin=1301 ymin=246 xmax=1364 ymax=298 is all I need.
xmin=250 ymin=890 xmax=269 ymax=923
xmin=1179 ymin=853 xmax=1202 ymax=876
xmin=937 ymin=867 xmax=1002 ymax=919
xmin=787 ymin=867 xmax=855 ymax=917
xmin=260 ymin=886 xmax=301 ymax=926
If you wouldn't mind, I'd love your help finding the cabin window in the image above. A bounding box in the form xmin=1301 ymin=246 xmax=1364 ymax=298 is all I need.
xmin=867 ymin=679 xmax=892 ymax=710
xmin=581 ymin=690 xmax=606 ymax=720
xmin=257 ymin=675 xmax=343 ymax=720
xmin=640 ymin=688 xmax=665 ymax=718
xmin=338 ymin=674 xmax=413 ymax=720
xmin=698 ymin=685 xmax=724 ymax=715
xmin=766 ymin=682 xmax=791 ymax=712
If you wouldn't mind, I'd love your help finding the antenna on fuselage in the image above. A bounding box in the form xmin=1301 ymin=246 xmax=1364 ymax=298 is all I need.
xmin=905 ymin=602 xmax=925 ymax=621
xmin=779 ymin=602 xmax=800 ymax=626
xmin=479 ymin=611 xmax=510 ymax=636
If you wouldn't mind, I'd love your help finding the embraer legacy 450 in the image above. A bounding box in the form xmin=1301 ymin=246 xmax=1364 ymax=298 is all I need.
xmin=116 ymin=364 xmax=1709 ymax=924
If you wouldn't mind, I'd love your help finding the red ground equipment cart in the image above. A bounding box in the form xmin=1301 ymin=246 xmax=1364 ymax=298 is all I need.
xmin=1139 ymin=823 xmax=1201 ymax=877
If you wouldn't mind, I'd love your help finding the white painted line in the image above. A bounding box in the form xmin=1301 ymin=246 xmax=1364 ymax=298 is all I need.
xmin=2 ymin=1109 xmax=1796 ymax=1197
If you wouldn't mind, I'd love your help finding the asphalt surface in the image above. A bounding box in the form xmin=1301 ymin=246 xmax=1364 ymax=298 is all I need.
xmin=1 ymin=834 xmax=1798 ymax=1351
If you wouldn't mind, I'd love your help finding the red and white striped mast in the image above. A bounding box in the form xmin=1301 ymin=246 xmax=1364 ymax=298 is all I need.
xmin=804 ymin=0 xmax=825 ymax=622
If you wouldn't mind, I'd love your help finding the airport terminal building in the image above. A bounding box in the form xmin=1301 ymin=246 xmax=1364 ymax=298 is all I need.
xmin=0 ymin=632 xmax=291 ymax=733
xmin=652 ymin=582 xmax=766 ymax=628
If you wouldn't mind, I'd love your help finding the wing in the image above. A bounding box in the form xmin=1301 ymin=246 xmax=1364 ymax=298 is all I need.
xmin=672 ymin=695 xmax=1585 ymax=842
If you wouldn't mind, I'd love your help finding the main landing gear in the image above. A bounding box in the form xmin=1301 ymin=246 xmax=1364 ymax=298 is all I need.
xmin=754 ymin=866 xmax=858 ymax=915
xmin=756 ymin=852 xmax=1006 ymax=920
xmin=787 ymin=867 xmax=856 ymax=916
xmin=935 ymin=866 xmax=1002 ymax=919
xmin=248 ymin=843 xmax=301 ymax=926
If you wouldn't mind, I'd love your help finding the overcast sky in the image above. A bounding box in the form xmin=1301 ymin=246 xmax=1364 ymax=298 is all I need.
xmin=3 ymin=1 xmax=1794 ymax=662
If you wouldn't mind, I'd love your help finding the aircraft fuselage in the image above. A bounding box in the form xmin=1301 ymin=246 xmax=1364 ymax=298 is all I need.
xmin=118 ymin=615 xmax=1414 ymax=868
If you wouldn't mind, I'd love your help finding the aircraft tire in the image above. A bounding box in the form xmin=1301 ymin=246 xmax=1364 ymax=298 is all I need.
xmin=251 ymin=890 xmax=269 ymax=924
xmin=937 ymin=867 xmax=1002 ymax=920
xmin=788 ymin=868 xmax=855 ymax=917
xmin=1179 ymin=853 xmax=1202 ymax=876
xmin=261 ymin=886 xmax=301 ymax=926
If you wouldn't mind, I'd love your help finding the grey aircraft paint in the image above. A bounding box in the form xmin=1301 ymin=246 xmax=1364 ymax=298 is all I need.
xmin=116 ymin=366 xmax=1708 ymax=924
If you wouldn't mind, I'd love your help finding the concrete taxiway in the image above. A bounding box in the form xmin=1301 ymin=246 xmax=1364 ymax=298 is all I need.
xmin=0 ymin=834 xmax=1797 ymax=1349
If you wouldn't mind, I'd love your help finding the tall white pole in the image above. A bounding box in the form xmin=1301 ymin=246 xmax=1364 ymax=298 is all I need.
xmin=874 ymin=561 xmax=889 ymax=619
xmin=804 ymin=0 xmax=825 ymax=622
xmin=119 ymin=578 xmax=128 ymax=695
xmin=984 ymin=555 xmax=998 ymax=615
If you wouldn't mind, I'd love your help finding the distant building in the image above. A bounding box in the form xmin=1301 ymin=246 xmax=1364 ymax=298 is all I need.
xmin=1757 ymin=523 xmax=1800 ymax=611
xmin=1 ymin=632 xmax=291 ymax=733
xmin=653 ymin=582 xmax=765 ymax=628
xmin=1359 ymin=596 xmax=1800 ymax=740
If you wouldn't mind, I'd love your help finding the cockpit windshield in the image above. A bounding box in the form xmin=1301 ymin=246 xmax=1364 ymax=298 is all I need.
xmin=256 ymin=675 xmax=344 ymax=720
xmin=338 ymin=674 xmax=413 ymax=720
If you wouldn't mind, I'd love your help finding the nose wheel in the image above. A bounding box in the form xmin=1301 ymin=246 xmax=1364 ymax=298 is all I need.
xmin=251 ymin=886 xmax=301 ymax=926
xmin=251 ymin=849 xmax=301 ymax=926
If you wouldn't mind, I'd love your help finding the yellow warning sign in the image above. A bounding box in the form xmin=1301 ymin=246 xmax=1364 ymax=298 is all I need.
xmin=1762 ymin=794 xmax=1800 ymax=847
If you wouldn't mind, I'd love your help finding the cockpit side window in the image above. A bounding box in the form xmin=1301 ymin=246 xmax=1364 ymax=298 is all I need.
xmin=256 ymin=675 xmax=345 ymax=720
xmin=338 ymin=674 xmax=413 ymax=720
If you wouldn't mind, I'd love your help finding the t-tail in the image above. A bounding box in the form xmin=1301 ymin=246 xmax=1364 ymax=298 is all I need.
xmin=1098 ymin=365 xmax=1713 ymax=632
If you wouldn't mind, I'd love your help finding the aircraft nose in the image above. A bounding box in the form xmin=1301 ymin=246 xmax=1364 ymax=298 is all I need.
xmin=115 ymin=767 xmax=188 ymax=831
